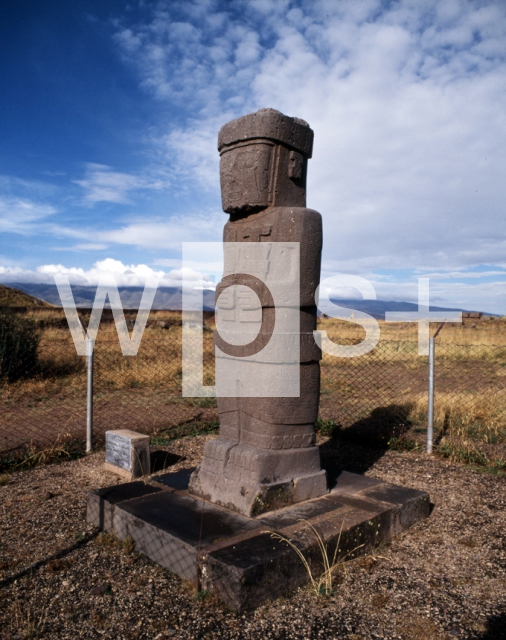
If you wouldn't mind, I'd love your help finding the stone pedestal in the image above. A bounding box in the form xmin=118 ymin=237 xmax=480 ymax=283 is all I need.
xmin=87 ymin=468 xmax=431 ymax=611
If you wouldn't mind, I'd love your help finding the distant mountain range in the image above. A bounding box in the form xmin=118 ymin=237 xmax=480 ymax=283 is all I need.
xmin=4 ymin=283 xmax=496 ymax=319
xmin=324 ymin=298 xmax=494 ymax=319
xmin=7 ymin=282 xmax=217 ymax=311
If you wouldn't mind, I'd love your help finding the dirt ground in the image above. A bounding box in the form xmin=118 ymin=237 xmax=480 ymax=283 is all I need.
xmin=0 ymin=435 xmax=505 ymax=640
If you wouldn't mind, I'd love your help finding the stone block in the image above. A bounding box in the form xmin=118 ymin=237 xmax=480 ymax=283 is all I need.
xmin=86 ymin=482 xmax=162 ymax=532
xmin=105 ymin=429 xmax=150 ymax=479
xmin=112 ymin=491 xmax=259 ymax=582
xmin=330 ymin=470 xmax=384 ymax=495
xmin=361 ymin=483 xmax=431 ymax=532
xmin=218 ymin=108 xmax=314 ymax=158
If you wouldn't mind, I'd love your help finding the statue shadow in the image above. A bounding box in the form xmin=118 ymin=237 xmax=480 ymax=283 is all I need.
xmin=319 ymin=403 xmax=413 ymax=487
xmin=150 ymin=450 xmax=185 ymax=473
xmin=479 ymin=612 xmax=506 ymax=639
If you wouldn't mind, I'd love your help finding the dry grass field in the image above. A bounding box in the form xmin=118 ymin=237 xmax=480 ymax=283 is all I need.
xmin=318 ymin=316 xmax=506 ymax=471
xmin=324 ymin=315 xmax=506 ymax=346
xmin=1 ymin=309 xmax=505 ymax=472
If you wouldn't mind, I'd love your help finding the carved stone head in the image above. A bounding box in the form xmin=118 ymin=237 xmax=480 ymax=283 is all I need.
xmin=218 ymin=108 xmax=314 ymax=215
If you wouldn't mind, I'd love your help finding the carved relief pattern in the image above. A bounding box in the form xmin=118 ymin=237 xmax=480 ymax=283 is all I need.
xmin=189 ymin=108 xmax=327 ymax=515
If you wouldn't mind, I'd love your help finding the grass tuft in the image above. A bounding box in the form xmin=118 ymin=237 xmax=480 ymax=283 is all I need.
xmin=265 ymin=518 xmax=363 ymax=598
xmin=122 ymin=535 xmax=135 ymax=555
xmin=0 ymin=437 xmax=85 ymax=473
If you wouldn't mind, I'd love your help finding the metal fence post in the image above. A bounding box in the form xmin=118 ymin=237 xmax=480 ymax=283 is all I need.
xmin=86 ymin=336 xmax=95 ymax=453
xmin=427 ymin=337 xmax=435 ymax=454
xmin=427 ymin=323 xmax=446 ymax=454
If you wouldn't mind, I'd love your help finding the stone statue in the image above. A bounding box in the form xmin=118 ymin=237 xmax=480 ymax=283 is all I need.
xmin=189 ymin=108 xmax=327 ymax=516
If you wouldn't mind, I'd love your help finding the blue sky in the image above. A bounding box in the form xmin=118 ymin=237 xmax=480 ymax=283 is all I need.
xmin=1 ymin=0 xmax=505 ymax=313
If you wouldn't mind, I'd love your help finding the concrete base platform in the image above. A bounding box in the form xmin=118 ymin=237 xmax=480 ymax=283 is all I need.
xmin=87 ymin=469 xmax=430 ymax=611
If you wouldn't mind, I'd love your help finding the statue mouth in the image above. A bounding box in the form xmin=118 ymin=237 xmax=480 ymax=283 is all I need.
xmin=225 ymin=203 xmax=268 ymax=219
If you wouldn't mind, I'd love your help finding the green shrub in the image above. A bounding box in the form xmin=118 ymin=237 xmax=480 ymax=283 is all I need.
xmin=0 ymin=310 xmax=40 ymax=382
xmin=315 ymin=418 xmax=341 ymax=437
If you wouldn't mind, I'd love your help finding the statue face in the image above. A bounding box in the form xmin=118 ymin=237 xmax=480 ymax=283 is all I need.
xmin=288 ymin=151 xmax=303 ymax=180
xmin=220 ymin=142 xmax=273 ymax=214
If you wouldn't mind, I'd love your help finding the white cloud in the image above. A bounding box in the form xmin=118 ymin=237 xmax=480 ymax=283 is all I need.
xmin=0 ymin=197 xmax=57 ymax=234
xmin=2 ymin=0 xmax=506 ymax=312
xmin=372 ymin=279 xmax=506 ymax=314
xmin=54 ymin=243 xmax=110 ymax=251
xmin=0 ymin=192 xmax=99 ymax=242
xmin=0 ymin=258 xmax=213 ymax=289
xmin=0 ymin=174 xmax=59 ymax=199
xmin=158 ymin=118 xmax=224 ymax=192
xmin=417 ymin=269 xmax=506 ymax=280
xmin=98 ymin=208 xmax=224 ymax=249
xmin=319 ymin=272 xmax=505 ymax=314
xmin=110 ymin=0 xmax=506 ymax=272
xmin=73 ymin=163 xmax=165 ymax=205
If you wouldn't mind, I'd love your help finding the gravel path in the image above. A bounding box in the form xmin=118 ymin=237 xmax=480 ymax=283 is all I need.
xmin=0 ymin=436 xmax=505 ymax=640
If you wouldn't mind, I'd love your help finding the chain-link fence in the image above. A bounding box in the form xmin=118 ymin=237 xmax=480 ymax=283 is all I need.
xmin=1 ymin=312 xmax=505 ymax=467
xmin=319 ymin=339 xmax=506 ymax=462
xmin=0 ymin=318 xmax=216 ymax=456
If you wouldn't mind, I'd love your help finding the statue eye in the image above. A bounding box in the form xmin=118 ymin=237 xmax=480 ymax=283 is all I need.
xmin=288 ymin=150 xmax=303 ymax=180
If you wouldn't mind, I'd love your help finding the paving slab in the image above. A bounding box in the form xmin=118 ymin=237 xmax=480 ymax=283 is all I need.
xmin=330 ymin=469 xmax=384 ymax=495
xmin=87 ymin=468 xmax=430 ymax=611
xmin=113 ymin=491 xmax=259 ymax=581
xmin=86 ymin=482 xmax=163 ymax=533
